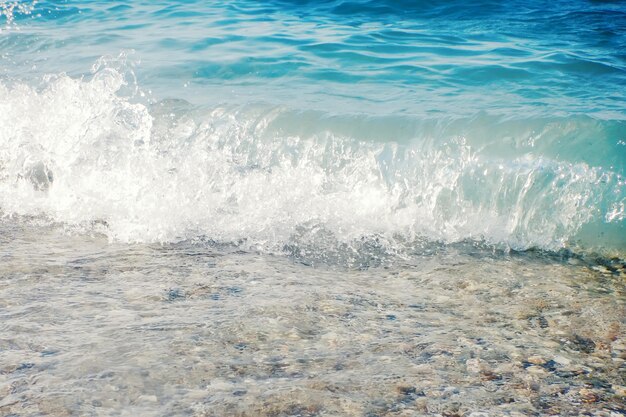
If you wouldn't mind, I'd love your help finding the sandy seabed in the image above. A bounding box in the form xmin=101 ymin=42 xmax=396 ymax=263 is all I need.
xmin=1 ymin=221 xmax=625 ymax=417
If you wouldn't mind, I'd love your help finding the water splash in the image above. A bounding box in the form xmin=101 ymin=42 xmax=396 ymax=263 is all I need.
xmin=0 ymin=0 xmax=37 ymax=32
xmin=0 ymin=66 xmax=623 ymax=260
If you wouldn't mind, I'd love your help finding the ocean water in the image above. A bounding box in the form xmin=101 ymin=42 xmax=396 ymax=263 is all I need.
xmin=1 ymin=1 xmax=625 ymax=416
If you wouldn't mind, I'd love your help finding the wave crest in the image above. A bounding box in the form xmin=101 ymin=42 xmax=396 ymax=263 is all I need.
xmin=0 ymin=68 xmax=624 ymax=259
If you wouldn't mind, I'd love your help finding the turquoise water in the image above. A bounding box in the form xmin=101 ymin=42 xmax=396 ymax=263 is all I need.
xmin=1 ymin=0 xmax=625 ymax=258
xmin=2 ymin=3 xmax=626 ymax=416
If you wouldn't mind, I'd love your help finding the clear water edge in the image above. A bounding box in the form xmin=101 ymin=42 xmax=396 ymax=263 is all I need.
xmin=1 ymin=220 xmax=625 ymax=416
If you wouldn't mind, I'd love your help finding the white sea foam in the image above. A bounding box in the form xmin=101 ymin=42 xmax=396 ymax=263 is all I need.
xmin=0 ymin=67 xmax=623 ymax=258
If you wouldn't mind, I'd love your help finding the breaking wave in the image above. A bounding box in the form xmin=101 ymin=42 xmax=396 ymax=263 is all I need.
xmin=0 ymin=66 xmax=624 ymax=260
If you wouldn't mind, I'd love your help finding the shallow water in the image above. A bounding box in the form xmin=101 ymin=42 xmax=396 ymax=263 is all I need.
xmin=1 ymin=1 xmax=626 ymax=415
xmin=0 ymin=221 xmax=625 ymax=416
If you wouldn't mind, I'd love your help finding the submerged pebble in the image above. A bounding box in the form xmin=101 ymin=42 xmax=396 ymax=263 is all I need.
xmin=0 ymin=194 xmax=624 ymax=417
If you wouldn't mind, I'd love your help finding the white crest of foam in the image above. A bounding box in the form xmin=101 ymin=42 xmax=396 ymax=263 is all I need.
xmin=0 ymin=67 xmax=623 ymax=257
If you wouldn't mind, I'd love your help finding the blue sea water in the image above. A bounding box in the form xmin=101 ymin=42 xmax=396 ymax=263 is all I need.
xmin=3 ymin=3 xmax=626 ymax=416
xmin=1 ymin=0 xmax=625 ymax=259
